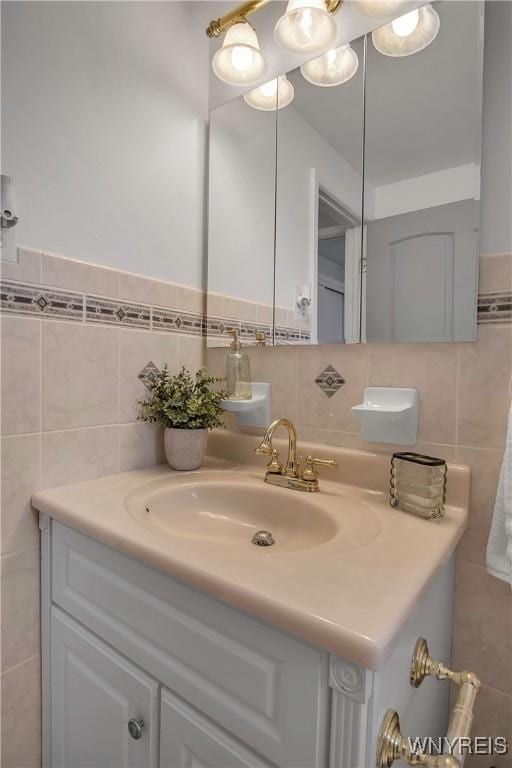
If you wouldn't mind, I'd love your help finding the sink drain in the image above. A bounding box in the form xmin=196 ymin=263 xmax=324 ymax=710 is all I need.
xmin=252 ymin=530 xmax=275 ymax=547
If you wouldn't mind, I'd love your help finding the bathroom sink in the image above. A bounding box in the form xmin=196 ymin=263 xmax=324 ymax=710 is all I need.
xmin=126 ymin=474 xmax=337 ymax=552
xmin=125 ymin=471 xmax=381 ymax=554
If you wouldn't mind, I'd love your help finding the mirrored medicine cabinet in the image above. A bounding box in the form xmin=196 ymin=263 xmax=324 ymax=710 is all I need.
xmin=207 ymin=1 xmax=484 ymax=348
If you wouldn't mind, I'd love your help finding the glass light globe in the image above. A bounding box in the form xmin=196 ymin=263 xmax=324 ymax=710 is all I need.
xmin=391 ymin=8 xmax=419 ymax=36
xmin=243 ymin=75 xmax=295 ymax=111
xmin=212 ymin=21 xmax=266 ymax=86
xmin=372 ymin=4 xmax=440 ymax=56
xmin=351 ymin=0 xmax=409 ymax=19
xmin=274 ymin=0 xmax=337 ymax=56
xmin=301 ymin=43 xmax=359 ymax=86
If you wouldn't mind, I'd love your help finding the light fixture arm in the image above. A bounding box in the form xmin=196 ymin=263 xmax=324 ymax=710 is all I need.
xmin=206 ymin=0 xmax=342 ymax=38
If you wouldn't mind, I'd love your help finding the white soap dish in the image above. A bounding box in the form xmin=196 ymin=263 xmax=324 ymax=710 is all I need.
xmin=352 ymin=387 xmax=418 ymax=445
xmin=220 ymin=383 xmax=271 ymax=428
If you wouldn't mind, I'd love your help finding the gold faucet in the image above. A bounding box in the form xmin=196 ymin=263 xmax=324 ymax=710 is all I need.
xmin=255 ymin=418 xmax=336 ymax=492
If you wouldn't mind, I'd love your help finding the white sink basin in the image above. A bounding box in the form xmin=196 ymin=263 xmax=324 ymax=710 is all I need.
xmin=125 ymin=471 xmax=382 ymax=554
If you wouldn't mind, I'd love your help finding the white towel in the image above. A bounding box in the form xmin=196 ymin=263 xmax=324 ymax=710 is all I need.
xmin=486 ymin=403 xmax=512 ymax=585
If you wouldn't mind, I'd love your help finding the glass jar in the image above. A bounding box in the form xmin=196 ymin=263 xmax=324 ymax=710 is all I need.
xmin=390 ymin=452 xmax=447 ymax=519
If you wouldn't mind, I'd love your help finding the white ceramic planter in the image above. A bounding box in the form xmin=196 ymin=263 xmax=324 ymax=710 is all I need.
xmin=164 ymin=428 xmax=208 ymax=471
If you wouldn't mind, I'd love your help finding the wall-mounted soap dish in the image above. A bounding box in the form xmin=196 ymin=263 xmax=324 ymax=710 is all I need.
xmin=220 ymin=383 xmax=271 ymax=428
xmin=352 ymin=387 xmax=418 ymax=445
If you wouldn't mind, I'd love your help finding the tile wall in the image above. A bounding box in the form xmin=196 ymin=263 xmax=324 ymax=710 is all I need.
xmin=0 ymin=248 xmax=206 ymax=767
xmin=1 ymin=247 xmax=511 ymax=766
xmin=207 ymin=292 xmax=311 ymax=347
xmin=207 ymin=251 xmax=512 ymax=764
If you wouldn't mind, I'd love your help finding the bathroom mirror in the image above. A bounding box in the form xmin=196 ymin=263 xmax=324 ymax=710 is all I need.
xmin=207 ymin=93 xmax=277 ymax=348
xmin=206 ymin=1 xmax=484 ymax=347
xmin=274 ymin=35 xmax=365 ymax=345
xmin=363 ymin=0 xmax=484 ymax=343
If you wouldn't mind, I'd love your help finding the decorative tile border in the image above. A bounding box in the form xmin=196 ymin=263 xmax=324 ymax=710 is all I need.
xmin=477 ymin=292 xmax=512 ymax=324
xmin=275 ymin=326 xmax=302 ymax=345
xmin=1 ymin=280 xmax=83 ymax=321
xmin=239 ymin=320 xmax=272 ymax=344
xmin=153 ymin=306 xmax=204 ymax=336
xmin=1 ymin=277 xmax=305 ymax=344
xmin=204 ymin=315 xmax=239 ymax=340
xmin=86 ymin=296 xmax=151 ymax=329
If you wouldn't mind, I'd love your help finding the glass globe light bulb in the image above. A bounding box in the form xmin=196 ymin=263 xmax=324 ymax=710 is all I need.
xmin=274 ymin=0 xmax=337 ymax=56
xmin=372 ymin=4 xmax=440 ymax=57
xmin=212 ymin=21 xmax=266 ymax=86
xmin=352 ymin=0 xmax=408 ymax=19
xmin=243 ymin=75 xmax=295 ymax=111
xmin=230 ymin=45 xmax=255 ymax=72
xmin=391 ymin=9 xmax=419 ymax=37
xmin=301 ymin=42 xmax=359 ymax=86
xmin=260 ymin=80 xmax=278 ymax=98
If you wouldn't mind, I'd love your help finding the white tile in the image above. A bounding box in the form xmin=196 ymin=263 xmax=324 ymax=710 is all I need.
xmin=178 ymin=335 xmax=205 ymax=374
xmin=41 ymin=252 xmax=118 ymax=297
xmin=1 ymin=435 xmax=40 ymax=555
xmin=118 ymin=272 xmax=177 ymax=308
xmin=119 ymin=329 xmax=179 ymax=423
xmin=119 ymin=422 xmax=165 ymax=472
xmin=42 ymin=322 xmax=119 ymax=430
xmin=1 ymin=316 xmax=41 ymax=436
xmin=1 ymin=655 xmax=41 ymax=768
xmin=42 ymin=426 xmax=119 ymax=489
xmin=1 ymin=547 xmax=40 ymax=672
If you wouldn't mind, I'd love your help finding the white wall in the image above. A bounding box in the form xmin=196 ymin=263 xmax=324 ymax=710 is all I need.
xmin=275 ymin=104 xmax=368 ymax=310
xmin=208 ymin=96 xmax=368 ymax=308
xmin=208 ymin=96 xmax=276 ymax=305
xmin=2 ymin=1 xmax=210 ymax=288
xmin=480 ymin=0 xmax=512 ymax=254
xmin=372 ymin=164 xmax=480 ymax=220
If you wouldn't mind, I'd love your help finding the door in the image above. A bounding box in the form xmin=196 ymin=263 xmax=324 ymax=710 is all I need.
xmin=317 ymin=281 xmax=344 ymax=343
xmin=391 ymin=233 xmax=454 ymax=341
xmin=51 ymin=607 xmax=159 ymax=768
xmin=160 ymin=687 xmax=272 ymax=768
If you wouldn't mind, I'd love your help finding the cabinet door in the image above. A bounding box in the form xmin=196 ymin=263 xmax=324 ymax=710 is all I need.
xmin=160 ymin=687 xmax=272 ymax=768
xmin=51 ymin=607 xmax=159 ymax=768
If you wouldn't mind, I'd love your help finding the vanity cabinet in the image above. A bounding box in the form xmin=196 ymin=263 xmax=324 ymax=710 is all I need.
xmin=41 ymin=516 xmax=454 ymax=768
xmin=51 ymin=609 xmax=159 ymax=768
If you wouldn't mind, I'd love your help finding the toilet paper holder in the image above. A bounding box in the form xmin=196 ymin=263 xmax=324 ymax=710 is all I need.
xmin=377 ymin=637 xmax=481 ymax=768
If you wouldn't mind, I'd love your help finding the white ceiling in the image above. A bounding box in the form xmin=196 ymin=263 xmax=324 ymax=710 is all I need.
xmin=289 ymin=1 xmax=483 ymax=187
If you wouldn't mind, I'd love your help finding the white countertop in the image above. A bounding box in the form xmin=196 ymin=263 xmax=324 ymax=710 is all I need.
xmin=32 ymin=437 xmax=469 ymax=671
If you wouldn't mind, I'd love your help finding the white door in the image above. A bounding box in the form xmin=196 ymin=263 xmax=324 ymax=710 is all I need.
xmin=391 ymin=233 xmax=454 ymax=341
xmin=51 ymin=607 xmax=159 ymax=768
xmin=160 ymin=687 xmax=272 ymax=768
xmin=317 ymin=281 xmax=344 ymax=343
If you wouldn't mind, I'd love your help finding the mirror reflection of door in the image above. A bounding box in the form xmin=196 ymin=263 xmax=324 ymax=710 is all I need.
xmin=316 ymin=190 xmax=359 ymax=344
xmin=363 ymin=1 xmax=483 ymax=343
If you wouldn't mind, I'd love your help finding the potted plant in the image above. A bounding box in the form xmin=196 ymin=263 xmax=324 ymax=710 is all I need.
xmin=139 ymin=366 xmax=225 ymax=471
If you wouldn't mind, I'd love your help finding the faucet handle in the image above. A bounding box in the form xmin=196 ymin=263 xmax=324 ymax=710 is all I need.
xmin=301 ymin=455 xmax=337 ymax=481
xmin=267 ymin=449 xmax=282 ymax=474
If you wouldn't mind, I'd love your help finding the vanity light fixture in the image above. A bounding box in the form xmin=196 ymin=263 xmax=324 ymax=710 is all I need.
xmin=301 ymin=43 xmax=359 ymax=86
xmin=351 ymin=0 xmax=409 ymax=20
xmin=274 ymin=0 xmax=339 ymax=56
xmin=211 ymin=20 xmax=266 ymax=86
xmin=207 ymin=0 xmax=342 ymax=84
xmin=372 ymin=4 xmax=440 ymax=57
xmin=243 ymin=74 xmax=295 ymax=110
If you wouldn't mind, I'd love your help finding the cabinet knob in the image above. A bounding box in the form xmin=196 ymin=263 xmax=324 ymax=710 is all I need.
xmin=127 ymin=718 xmax=144 ymax=740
